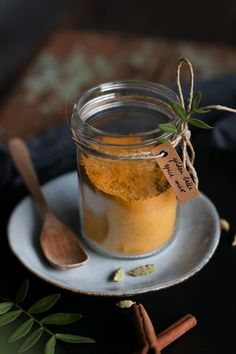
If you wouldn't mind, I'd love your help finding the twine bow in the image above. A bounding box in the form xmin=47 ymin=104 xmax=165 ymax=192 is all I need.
xmin=174 ymin=57 xmax=236 ymax=190
xmin=175 ymin=58 xmax=199 ymax=188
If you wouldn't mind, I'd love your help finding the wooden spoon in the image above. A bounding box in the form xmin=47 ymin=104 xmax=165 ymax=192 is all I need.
xmin=8 ymin=138 xmax=88 ymax=269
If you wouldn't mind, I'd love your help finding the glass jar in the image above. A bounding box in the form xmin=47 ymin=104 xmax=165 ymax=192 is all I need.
xmin=71 ymin=80 xmax=180 ymax=258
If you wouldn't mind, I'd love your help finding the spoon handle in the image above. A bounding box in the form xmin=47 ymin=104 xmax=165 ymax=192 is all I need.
xmin=8 ymin=138 xmax=49 ymax=215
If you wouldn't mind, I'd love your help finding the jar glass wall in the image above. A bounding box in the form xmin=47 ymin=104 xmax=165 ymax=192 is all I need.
xmin=71 ymin=80 xmax=180 ymax=258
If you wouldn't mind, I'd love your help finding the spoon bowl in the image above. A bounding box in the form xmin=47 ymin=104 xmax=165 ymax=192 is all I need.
xmin=8 ymin=138 xmax=88 ymax=269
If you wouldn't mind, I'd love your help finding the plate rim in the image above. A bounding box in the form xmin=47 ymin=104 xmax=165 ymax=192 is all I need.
xmin=7 ymin=171 xmax=221 ymax=297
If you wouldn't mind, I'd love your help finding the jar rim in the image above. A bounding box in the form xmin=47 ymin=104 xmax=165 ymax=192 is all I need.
xmin=71 ymin=80 xmax=180 ymax=153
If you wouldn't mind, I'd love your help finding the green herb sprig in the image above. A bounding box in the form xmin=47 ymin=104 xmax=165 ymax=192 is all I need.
xmin=159 ymin=91 xmax=213 ymax=134
xmin=0 ymin=280 xmax=94 ymax=354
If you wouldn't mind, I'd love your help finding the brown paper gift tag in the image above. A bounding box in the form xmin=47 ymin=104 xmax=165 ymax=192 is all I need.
xmin=152 ymin=141 xmax=200 ymax=205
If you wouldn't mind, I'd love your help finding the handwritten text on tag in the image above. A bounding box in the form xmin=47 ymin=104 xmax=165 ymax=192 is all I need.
xmin=152 ymin=141 xmax=200 ymax=205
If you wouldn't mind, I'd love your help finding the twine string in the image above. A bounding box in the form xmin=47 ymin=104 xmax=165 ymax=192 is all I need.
xmin=177 ymin=57 xmax=194 ymax=112
xmin=175 ymin=58 xmax=236 ymax=189
xmin=204 ymin=104 xmax=236 ymax=113
xmin=176 ymin=58 xmax=199 ymax=187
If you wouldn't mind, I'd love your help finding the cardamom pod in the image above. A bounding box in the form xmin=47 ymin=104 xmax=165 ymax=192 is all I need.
xmin=116 ymin=300 xmax=136 ymax=308
xmin=220 ymin=218 xmax=230 ymax=232
xmin=128 ymin=264 xmax=155 ymax=276
xmin=232 ymin=234 xmax=236 ymax=246
xmin=112 ymin=267 xmax=125 ymax=282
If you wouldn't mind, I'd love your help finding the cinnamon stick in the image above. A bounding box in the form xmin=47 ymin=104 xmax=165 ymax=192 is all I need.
xmin=130 ymin=303 xmax=160 ymax=354
xmin=157 ymin=313 xmax=197 ymax=350
xmin=129 ymin=303 xmax=197 ymax=353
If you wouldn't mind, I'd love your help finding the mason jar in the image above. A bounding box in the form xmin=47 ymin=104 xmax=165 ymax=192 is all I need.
xmin=71 ymin=80 xmax=180 ymax=258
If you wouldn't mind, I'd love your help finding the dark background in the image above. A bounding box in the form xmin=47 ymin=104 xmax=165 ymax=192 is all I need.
xmin=1 ymin=0 xmax=236 ymax=92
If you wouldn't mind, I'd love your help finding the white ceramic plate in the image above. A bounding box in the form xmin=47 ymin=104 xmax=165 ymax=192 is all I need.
xmin=8 ymin=171 xmax=220 ymax=296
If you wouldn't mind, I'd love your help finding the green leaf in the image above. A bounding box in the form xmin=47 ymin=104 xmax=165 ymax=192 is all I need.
xmin=159 ymin=123 xmax=177 ymax=133
xmin=188 ymin=118 xmax=213 ymax=129
xmin=0 ymin=302 xmax=13 ymax=315
xmin=28 ymin=294 xmax=60 ymax=314
xmin=171 ymin=101 xmax=186 ymax=119
xmin=45 ymin=336 xmax=56 ymax=354
xmin=8 ymin=319 xmax=34 ymax=343
xmin=157 ymin=137 xmax=169 ymax=144
xmin=16 ymin=280 xmax=29 ymax=304
xmin=41 ymin=313 xmax=82 ymax=325
xmin=18 ymin=327 xmax=44 ymax=353
xmin=0 ymin=310 xmax=22 ymax=326
xmin=193 ymin=107 xmax=211 ymax=114
xmin=55 ymin=333 xmax=95 ymax=343
xmin=192 ymin=91 xmax=202 ymax=110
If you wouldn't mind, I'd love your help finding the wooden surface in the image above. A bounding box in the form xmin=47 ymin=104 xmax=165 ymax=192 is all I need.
xmin=1 ymin=29 xmax=236 ymax=143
